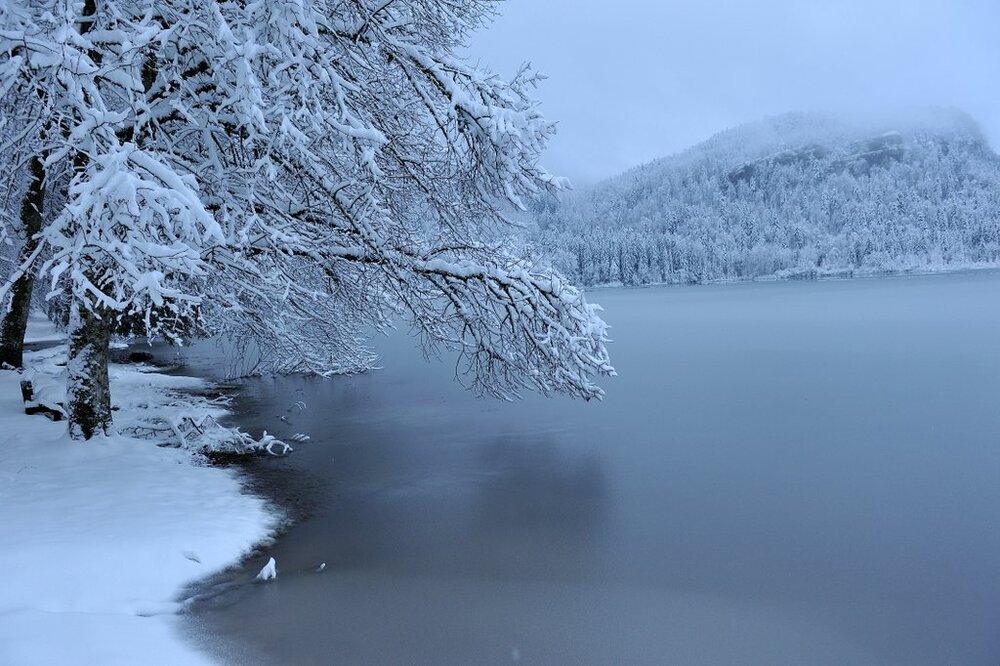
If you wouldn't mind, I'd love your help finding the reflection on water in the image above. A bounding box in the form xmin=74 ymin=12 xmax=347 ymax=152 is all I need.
xmin=176 ymin=271 xmax=1000 ymax=665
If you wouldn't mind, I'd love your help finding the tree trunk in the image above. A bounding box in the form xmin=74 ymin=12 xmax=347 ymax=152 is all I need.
xmin=62 ymin=0 xmax=111 ymax=441
xmin=0 ymin=155 xmax=45 ymax=369
xmin=67 ymin=301 xmax=112 ymax=440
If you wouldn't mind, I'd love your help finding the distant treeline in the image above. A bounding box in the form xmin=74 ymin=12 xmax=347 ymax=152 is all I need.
xmin=533 ymin=111 xmax=1000 ymax=286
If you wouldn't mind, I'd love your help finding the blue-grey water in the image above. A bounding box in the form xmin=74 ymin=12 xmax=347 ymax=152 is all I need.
xmin=180 ymin=271 xmax=1000 ymax=665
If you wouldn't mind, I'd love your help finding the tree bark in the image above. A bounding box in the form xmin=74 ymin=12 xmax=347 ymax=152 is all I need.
xmin=0 ymin=155 xmax=45 ymax=368
xmin=67 ymin=300 xmax=112 ymax=440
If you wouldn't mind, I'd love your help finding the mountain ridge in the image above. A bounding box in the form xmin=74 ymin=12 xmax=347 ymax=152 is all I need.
xmin=535 ymin=109 xmax=1000 ymax=285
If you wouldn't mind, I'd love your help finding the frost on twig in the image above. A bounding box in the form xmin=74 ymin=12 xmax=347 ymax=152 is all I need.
xmin=120 ymin=391 xmax=292 ymax=457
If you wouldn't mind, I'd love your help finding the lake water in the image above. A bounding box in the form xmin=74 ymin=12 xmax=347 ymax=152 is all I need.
xmin=179 ymin=271 xmax=1000 ymax=665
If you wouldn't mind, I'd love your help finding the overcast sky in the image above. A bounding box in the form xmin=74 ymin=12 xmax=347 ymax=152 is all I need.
xmin=466 ymin=0 xmax=1000 ymax=185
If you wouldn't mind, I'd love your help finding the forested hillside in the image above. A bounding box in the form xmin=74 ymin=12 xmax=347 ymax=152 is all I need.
xmin=534 ymin=110 xmax=1000 ymax=285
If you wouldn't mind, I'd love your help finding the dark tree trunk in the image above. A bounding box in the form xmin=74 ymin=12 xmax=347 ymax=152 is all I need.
xmin=67 ymin=301 xmax=112 ymax=440
xmin=0 ymin=155 xmax=45 ymax=369
xmin=60 ymin=0 xmax=112 ymax=441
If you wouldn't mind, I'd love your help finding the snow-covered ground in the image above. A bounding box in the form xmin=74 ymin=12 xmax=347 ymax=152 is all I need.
xmin=21 ymin=314 xmax=63 ymax=345
xmin=0 ymin=316 xmax=277 ymax=665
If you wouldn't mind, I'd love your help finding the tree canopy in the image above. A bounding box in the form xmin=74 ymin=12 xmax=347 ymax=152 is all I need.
xmin=0 ymin=0 xmax=613 ymax=439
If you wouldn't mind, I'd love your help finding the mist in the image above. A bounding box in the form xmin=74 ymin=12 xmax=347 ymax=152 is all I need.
xmin=467 ymin=0 xmax=1000 ymax=185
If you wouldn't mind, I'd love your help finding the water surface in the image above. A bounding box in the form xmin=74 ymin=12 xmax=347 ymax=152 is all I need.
xmin=181 ymin=272 xmax=1000 ymax=665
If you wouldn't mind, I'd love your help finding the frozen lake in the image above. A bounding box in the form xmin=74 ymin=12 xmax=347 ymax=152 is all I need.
xmin=183 ymin=271 xmax=1000 ymax=665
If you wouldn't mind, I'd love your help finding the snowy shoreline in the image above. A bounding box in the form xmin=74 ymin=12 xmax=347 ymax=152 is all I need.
xmin=579 ymin=262 xmax=1000 ymax=291
xmin=0 ymin=317 xmax=279 ymax=665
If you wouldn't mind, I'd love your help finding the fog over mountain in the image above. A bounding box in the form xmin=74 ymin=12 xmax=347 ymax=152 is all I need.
xmin=468 ymin=0 xmax=1000 ymax=184
xmin=533 ymin=109 xmax=1000 ymax=286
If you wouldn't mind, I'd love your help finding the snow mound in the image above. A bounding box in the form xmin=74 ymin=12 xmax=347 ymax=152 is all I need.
xmin=256 ymin=557 xmax=277 ymax=582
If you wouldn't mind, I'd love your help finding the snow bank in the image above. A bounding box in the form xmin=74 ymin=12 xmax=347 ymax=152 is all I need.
xmin=0 ymin=323 xmax=277 ymax=665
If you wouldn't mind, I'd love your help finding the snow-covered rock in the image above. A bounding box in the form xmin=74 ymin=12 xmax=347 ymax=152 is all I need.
xmin=256 ymin=557 xmax=277 ymax=582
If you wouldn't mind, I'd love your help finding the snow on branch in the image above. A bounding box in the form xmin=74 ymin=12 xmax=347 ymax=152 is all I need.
xmin=0 ymin=0 xmax=613 ymax=399
xmin=40 ymin=142 xmax=222 ymax=330
xmin=120 ymin=389 xmax=292 ymax=456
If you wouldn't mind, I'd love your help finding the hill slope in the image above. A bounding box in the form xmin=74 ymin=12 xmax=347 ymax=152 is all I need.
xmin=535 ymin=109 xmax=1000 ymax=285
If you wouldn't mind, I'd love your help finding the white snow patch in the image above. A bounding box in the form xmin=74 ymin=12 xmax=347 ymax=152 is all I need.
xmin=255 ymin=557 xmax=277 ymax=581
xmin=0 ymin=320 xmax=278 ymax=665
xmin=21 ymin=311 xmax=62 ymax=344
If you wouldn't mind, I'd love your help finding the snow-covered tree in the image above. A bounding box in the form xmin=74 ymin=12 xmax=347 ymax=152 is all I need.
xmin=0 ymin=1 xmax=62 ymax=369
xmin=0 ymin=0 xmax=614 ymax=440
